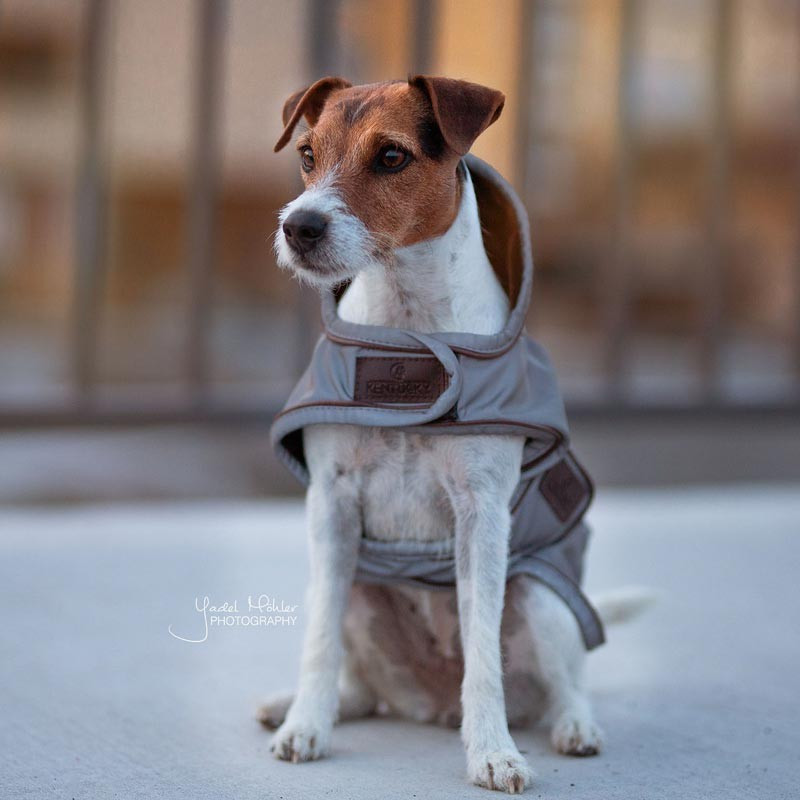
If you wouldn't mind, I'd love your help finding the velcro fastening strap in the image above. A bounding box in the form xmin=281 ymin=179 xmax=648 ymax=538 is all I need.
xmin=539 ymin=459 xmax=587 ymax=522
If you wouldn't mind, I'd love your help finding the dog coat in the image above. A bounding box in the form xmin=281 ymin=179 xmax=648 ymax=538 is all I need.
xmin=271 ymin=155 xmax=605 ymax=650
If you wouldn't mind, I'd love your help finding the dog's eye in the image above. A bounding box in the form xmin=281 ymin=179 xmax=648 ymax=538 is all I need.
xmin=376 ymin=146 xmax=410 ymax=173
xmin=300 ymin=147 xmax=315 ymax=173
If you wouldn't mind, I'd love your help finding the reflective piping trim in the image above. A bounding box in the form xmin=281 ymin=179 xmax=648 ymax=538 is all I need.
xmin=511 ymin=557 xmax=605 ymax=650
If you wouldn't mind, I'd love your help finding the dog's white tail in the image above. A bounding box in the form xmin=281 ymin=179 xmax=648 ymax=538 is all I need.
xmin=591 ymin=586 xmax=658 ymax=626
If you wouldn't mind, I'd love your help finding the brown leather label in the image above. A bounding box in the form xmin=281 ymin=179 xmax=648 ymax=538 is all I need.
xmin=354 ymin=357 xmax=447 ymax=404
xmin=539 ymin=459 xmax=587 ymax=522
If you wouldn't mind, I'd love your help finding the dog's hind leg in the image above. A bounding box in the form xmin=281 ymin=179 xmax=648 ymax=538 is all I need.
xmin=258 ymin=651 xmax=377 ymax=729
xmin=336 ymin=648 xmax=378 ymax=721
xmin=515 ymin=577 xmax=603 ymax=756
xmin=257 ymin=693 xmax=293 ymax=730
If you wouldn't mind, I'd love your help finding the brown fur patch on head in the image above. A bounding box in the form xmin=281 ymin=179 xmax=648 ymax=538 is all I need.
xmin=289 ymin=80 xmax=468 ymax=248
xmin=274 ymin=76 xmax=352 ymax=152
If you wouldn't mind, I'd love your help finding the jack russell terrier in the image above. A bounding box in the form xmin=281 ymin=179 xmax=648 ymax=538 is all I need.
xmin=260 ymin=76 xmax=650 ymax=794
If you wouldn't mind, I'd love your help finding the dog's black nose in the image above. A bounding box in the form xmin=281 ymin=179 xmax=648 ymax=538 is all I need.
xmin=282 ymin=210 xmax=328 ymax=254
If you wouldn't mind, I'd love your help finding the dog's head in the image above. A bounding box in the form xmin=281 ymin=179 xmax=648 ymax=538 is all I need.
xmin=273 ymin=76 xmax=505 ymax=288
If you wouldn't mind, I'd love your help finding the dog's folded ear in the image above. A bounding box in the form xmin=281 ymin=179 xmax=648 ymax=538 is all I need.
xmin=409 ymin=75 xmax=505 ymax=156
xmin=274 ymin=76 xmax=352 ymax=152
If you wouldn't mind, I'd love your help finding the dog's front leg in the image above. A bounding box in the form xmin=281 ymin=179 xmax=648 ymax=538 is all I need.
xmin=452 ymin=483 xmax=533 ymax=793
xmin=271 ymin=474 xmax=361 ymax=763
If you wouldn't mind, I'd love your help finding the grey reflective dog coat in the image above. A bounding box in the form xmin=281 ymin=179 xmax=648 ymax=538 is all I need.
xmin=271 ymin=155 xmax=605 ymax=650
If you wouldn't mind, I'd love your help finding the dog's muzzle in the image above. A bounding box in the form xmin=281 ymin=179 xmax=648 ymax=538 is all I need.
xmin=282 ymin=210 xmax=328 ymax=255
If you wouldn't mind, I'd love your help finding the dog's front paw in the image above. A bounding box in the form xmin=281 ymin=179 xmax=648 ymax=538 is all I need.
xmin=550 ymin=711 xmax=603 ymax=757
xmin=270 ymin=718 xmax=331 ymax=763
xmin=468 ymin=749 xmax=534 ymax=794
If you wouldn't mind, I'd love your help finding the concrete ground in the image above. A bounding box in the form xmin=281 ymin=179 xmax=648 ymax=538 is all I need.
xmin=2 ymin=486 xmax=799 ymax=799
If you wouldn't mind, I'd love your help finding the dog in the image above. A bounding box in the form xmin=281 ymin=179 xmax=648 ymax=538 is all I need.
xmin=260 ymin=76 xmax=649 ymax=793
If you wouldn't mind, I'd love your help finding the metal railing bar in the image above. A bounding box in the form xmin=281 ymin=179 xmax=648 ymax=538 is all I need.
xmin=514 ymin=0 xmax=535 ymax=201
xmin=795 ymin=1 xmax=800 ymax=386
xmin=411 ymin=0 xmax=436 ymax=74
xmin=72 ymin=0 xmax=109 ymax=403
xmin=604 ymin=0 xmax=639 ymax=398
xmin=309 ymin=0 xmax=342 ymax=76
xmin=701 ymin=0 xmax=734 ymax=399
xmin=289 ymin=0 xmax=343 ymax=378
xmin=186 ymin=0 xmax=227 ymax=405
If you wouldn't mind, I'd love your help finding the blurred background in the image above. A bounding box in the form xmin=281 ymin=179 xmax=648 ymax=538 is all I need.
xmin=1 ymin=0 xmax=799 ymax=503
